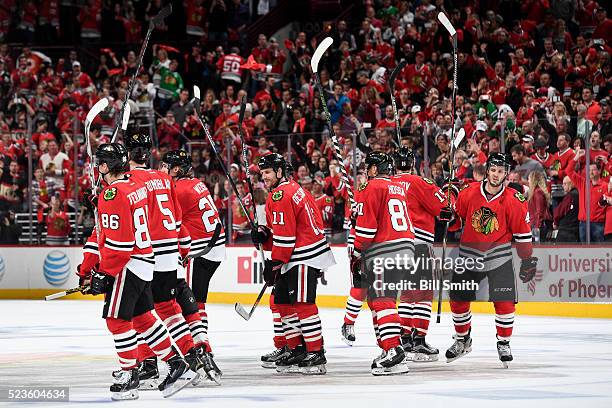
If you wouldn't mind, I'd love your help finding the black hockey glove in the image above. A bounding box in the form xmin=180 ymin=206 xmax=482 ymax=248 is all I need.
xmin=441 ymin=177 xmax=461 ymax=198
xmin=263 ymin=259 xmax=283 ymax=286
xmin=350 ymin=255 xmax=362 ymax=276
xmin=81 ymin=188 xmax=98 ymax=211
xmin=90 ymin=271 xmax=113 ymax=295
xmin=438 ymin=206 xmax=455 ymax=223
xmin=519 ymin=257 xmax=538 ymax=283
xmin=251 ymin=225 xmax=271 ymax=246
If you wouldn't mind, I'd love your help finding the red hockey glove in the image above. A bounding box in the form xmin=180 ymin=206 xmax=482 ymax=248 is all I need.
xmin=519 ymin=257 xmax=538 ymax=283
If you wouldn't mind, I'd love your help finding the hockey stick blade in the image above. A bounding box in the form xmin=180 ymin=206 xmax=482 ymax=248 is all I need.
xmin=121 ymin=102 xmax=131 ymax=131
xmin=45 ymin=286 xmax=88 ymax=301
xmin=85 ymin=98 xmax=109 ymax=130
xmin=311 ymin=37 xmax=333 ymax=73
xmin=234 ymin=302 xmax=251 ymax=320
xmin=388 ymin=60 xmax=407 ymax=91
xmin=453 ymin=128 xmax=465 ymax=149
xmin=234 ymin=283 xmax=269 ymax=321
xmin=437 ymin=12 xmax=456 ymax=37
xmin=152 ymin=4 xmax=172 ymax=26
xmin=187 ymin=223 xmax=222 ymax=259
xmin=193 ymin=85 xmax=201 ymax=100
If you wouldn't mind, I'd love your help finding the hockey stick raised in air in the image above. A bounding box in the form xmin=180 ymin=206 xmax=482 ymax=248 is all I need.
xmin=45 ymin=286 xmax=89 ymax=301
xmin=193 ymin=85 xmax=267 ymax=282
xmin=187 ymin=223 xmax=222 ymax=259
xmin=310 ymin=37 xmax=355 ymax=210
xmin=234 ymin=283 xmax=268 ymax=321
xmin=436 ymin=11 xmax=460 ymax=323
xmin=388 ymin=59 xmax=407 ymax=146
xmin=111 ymin=4 xmax=172 ymax=142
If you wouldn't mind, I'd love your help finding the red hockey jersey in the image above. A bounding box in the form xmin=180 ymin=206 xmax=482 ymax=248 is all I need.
xmin=351 ymin=177 xmax=415 ymax=259
xmin=97 ymin=177 xmax=155 ymax=280
xmin=128 ymin=167 xmax=182 ymax=272
xmin=455 ymin=181 xmax=533 ymax=270
xmin=392 ymin=173 xmax=448 ymax=244
xmin=262 ymin=179 xmax=336 ymax=272
xmin=314 ymin=193 xmax=334 ymax=235
xmin=174 ymin=177 xmax=226 ymax=262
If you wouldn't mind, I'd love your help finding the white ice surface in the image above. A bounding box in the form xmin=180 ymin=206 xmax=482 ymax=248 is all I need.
xmin=1 ymin=300 xmax=611 ymax=407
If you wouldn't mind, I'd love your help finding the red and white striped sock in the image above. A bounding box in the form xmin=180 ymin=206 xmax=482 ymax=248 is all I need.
xmin=397 ymin=302 xmax=413 ymax=334
xmin=106 ymin=318 xmax=138 ymax=370
xmin=184 ymin=311 xmax=207 ymax=349
xmin=369 ymin=298 xmax=401 ymax=351
xmin=295 ymin=302 xmax=323 ymax=352
xmin=277 ymin=304 xmax=303 ymax=349
xmin=270 ymin=295 xmax=287 ymax=349
xmin=132 ymin=312 xmax=176 ymax=362
xmin=494 ymin=301 xmax=515 ymax=341
xmin=411 ymin=301 xmax=432 ymax=336
xmin=343 ymin=287 xmax=367 ymax=325
xmin=155 ymin=300 xmax=195 ymax=355
xmin=450 ymin=301 xmax=472 ymax=337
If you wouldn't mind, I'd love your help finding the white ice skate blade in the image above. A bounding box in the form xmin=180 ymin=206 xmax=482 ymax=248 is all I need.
xmin=300 ymin=364 xmax=327 ymax=375
xmin=138 ymin=378 xmax=159 ymax=390
xmin=205 ymin=369 xmax=222 ymax=385
xmin=412 ymin=353 xmax=439 ymax=362
xmin=371 ymin=362 xmax=410 ymax=376
xmin=402 ymin=352 xmax=414 ymax=362
xmin=446 ymin=346 xmax=472 ymax=363
xmin=502 ymin=361 xmax=509 ymax=369
xmin=276 ymin=365 xmax=301 ymax=374
xmin=162 ymin=370 xmax=199 ymax=398
xmin=111 ymin=389 xmax=139 ymax=400
xmin=341 ymin=336 xmax=354 ymax=346
xmin=261 ymin=361 xmax=277 ymax=369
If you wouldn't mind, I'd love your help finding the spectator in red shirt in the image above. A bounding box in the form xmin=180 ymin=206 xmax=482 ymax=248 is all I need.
xmin=582 ymin=87 xmax=601 ymax=125
xmin=45 ymin=195 xmax=71 ymax=245
xmin=527 ymin=170 xmax=552 ymax=241
xmin=157 ymin=111 xmax=182 ymax=150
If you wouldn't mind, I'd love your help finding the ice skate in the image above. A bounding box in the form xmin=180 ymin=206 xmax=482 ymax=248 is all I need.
xmin=412 ymin=334 xmax=439 ymax=362
xmin=137 ymin=357 xmax=159 ymax=390
xmin=446 ymin=332 xmax=472 ymax=363
xmin=110 ymin=368 xmax=139 ymax=401
xmin=400 ymin=331 xmax=414 ymax=361
xmin=261 ymin=346 xmax=291 ymax=368
xmin=371 ymin=346 xmax=409 ymax=376
xmin=341 ymin=323 xmax=355 ymax=346
xmin=158 ymin=355 xmax=199 ymax=398
xmin=199 ymin=349 xmax=222 ymax=384
xmin=276 ymin=345 xmax=306 ymax=374
xmin=497 ymin=340 xmax=513 ymax=368
xmin=184 ymin=347 xmax=206 ymax=386
xmin=298 ymin=350 xmax=327 ymax=375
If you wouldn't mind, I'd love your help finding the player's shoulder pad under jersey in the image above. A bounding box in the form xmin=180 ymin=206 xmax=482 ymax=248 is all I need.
xmin=272 ymin=189 xmax=284 ymax=201
xmin=358 ymin=181 xmax=368 ymax=191
xmin=103 ymin=187 xmax=117 ymax=201
xmin=514 ymin=191 xmax=527 ymax=203
xmin=421 ymin=177 xmax=435 ymax=185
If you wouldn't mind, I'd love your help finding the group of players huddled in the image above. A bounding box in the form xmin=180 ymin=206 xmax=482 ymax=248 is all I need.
xmin=77 ymin=129 xmax=538 ymax=400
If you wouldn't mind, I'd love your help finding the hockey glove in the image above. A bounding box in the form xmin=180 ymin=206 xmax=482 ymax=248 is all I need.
xmin=251 ymin=225 xmax=271 ymax=246
xmin=76 ymin=264 xmax=92 ymax=294
xmin=350 ymin=255 xmax=362 ymax=276
xmin=263 ymin=260 xmax=283 ymax=285
xmin=90 ymin=271 xmax=113 ymax=295
xmin=519 ymin=257 xmax=538 ymax=283
xmin=81 ymin=188 xmax=98 ymax=211
xmin=438 ymin=206 xmax=455 ymax=223
xmin=442 ymin=177 xmax=461 ymax=198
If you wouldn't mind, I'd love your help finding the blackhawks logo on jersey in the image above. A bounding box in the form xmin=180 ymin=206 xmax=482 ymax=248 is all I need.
xmin=358 ymin=182 xmax=368 ymax=191
xmin=422 ymin=177 xmax=434 ymax=185
xmin=104 ymin=187 xmax=117 ymax=201
xmin=551 ymin=160 xmax=561 ymax=171
xmin=514 ymin=191 xmax=526 ymax=203
xmin=471 ymin=207 xmax=499 ymax=235
xmin=272 ymin=190 xmax=283 ymax=201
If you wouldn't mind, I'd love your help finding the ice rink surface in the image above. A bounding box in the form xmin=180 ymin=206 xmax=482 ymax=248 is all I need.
xmin=1 ymin=300 xmax=611 ymax=407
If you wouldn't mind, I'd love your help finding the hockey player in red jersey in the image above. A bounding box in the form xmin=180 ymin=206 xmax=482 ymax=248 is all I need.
xmin=443 ymin=153 xmax=537 ymax=367
xmin=350 ymin=151 xmax=415 ymax=375
xmin=80 ymin=143 xmax=198 ymax=400
xmin=160 ymin=149 xmax=225 ymax=379
xmin=251 ymin=153 xmax=336 ymax=375
xmin=124 ymin=134 xmax=215 ymax=384
xmin=312 ymin=178 xmax=334 ymax=237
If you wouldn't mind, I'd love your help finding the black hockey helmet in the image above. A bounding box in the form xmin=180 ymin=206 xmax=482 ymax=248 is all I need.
xmin=393 ymin=146 xmax=415 ymax=171
xmin=258 ymin=153 xmax=287 ymax=177
xmin=95 ymin=143 xmax=128 ymax=174
xmin=486 ymin=152 xmax=511 ymax=172
xmin=163 ymin=150 xmax=191 ymax=176
xmin=365 ymin=151 xmax=394 ymax=176
xmin=125 ymin=132 xmax=152 ymax=164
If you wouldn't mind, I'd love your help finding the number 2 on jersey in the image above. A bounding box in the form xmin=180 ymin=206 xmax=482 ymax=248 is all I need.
xmin=199 ymin=195 xmax=219 ymax=232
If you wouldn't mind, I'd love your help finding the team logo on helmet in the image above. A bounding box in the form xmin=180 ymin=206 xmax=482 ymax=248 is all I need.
xmin=514 ymin=191 xmax=526 ymax=203
xmin=104 ymin=187 xmax=117 ymax=201
xmin=272 ymin=190 xmax=283 ymax=201
xmin=471 ymin=207 xmax=499 ymax=235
